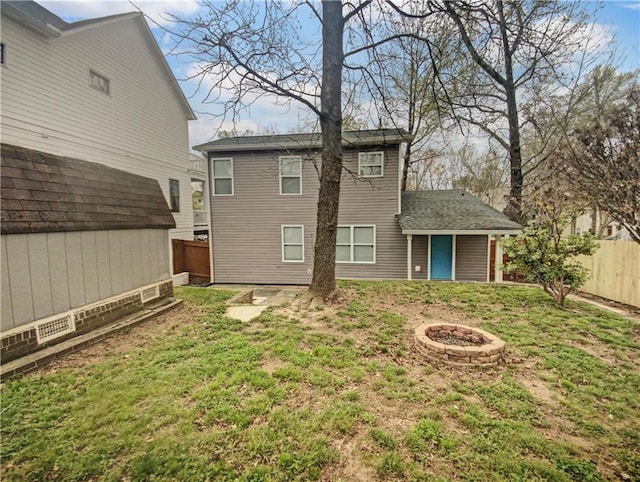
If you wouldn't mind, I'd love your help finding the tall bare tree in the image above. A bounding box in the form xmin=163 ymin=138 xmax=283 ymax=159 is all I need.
xmin=374 ymin=13 xmax=459 ymax=191
xmin=559 ymin=87 xmax=640 ymax=243
xmin=388 ymin=1 xmax=597 ymax=221
xmin=449 ymin=142 xmax=509 ymax=207
xmin=167 ymin=0 xmax=414 ymax=299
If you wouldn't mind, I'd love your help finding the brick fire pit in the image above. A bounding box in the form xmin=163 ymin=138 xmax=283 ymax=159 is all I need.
xmin=414 ymin=323 xmax=505 ymax=366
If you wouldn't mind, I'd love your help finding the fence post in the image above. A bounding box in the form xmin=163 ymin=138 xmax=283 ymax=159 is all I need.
xmin=172 ymin=239 xmax=185 ymax=274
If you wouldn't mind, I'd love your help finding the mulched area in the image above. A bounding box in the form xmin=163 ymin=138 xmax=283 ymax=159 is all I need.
xmin=428 ymin=333 xmax=484 ymax=347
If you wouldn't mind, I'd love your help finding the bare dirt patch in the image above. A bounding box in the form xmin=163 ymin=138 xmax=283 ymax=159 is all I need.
xmin=36 ymin=304 xmax=204 ymax=376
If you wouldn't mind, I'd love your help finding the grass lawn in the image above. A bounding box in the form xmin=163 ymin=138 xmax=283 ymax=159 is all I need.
xmin=2 ymin=281 xmax=639 ymax=481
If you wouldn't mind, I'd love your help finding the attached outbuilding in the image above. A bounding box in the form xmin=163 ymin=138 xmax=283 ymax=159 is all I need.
xmin=397 ymin=190 xmax=521 ymax=282
xmin=1 ymin=144 xmax=176 ymax=362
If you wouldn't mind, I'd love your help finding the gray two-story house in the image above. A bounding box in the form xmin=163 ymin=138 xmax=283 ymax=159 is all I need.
xmin=194 ymin=129 xmax=520 ymax=285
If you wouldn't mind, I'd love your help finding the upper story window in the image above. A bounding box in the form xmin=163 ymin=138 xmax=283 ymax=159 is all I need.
xmin=282 ymin=225 xmax=304 ymax=262
xmin=358 ymin=152 xmax=383 ymax=177
xmin=169 ymin=179 xmax=180 ymax=212
xmin=89 ymin=69 xmax=110 ymax=94
xmin=212 ymin=158 xmax=234 ymax=195
xmin=336 ymin=225 xmax=375 ymax=263
xmin=1 ymin=43 xmax=6 ymax=65
xmin=279 ymin=156 xmax=302 ymax=195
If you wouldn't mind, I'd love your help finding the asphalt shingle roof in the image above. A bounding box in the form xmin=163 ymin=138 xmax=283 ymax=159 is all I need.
xmin=398 ymin=190 xmax=521 ymax=232
xmin=2 ymin=0 xmax=139 ymax=31
xmin=193 ymin=128 xmax=413 ymax=152
xmin=1 ymin=144 xmax=176 ymax=234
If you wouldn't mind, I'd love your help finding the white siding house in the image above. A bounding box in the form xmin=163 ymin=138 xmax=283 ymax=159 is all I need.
xmin=0 ymin=1 xmax=196 ymax=241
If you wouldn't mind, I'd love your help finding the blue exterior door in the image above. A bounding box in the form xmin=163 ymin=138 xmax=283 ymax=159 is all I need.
xmin=430 ymin=235 xmax=453 ymax=280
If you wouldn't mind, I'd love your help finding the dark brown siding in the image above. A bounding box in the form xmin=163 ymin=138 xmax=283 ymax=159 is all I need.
xmin=209 ymin=145 xmax=406 ymax=284
xmin=455 ymin=235 xmax=488 ymax=281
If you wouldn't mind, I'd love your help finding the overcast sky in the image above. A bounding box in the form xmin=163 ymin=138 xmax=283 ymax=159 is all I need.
xmin=41 ymin=0 xmax=640 ymax=149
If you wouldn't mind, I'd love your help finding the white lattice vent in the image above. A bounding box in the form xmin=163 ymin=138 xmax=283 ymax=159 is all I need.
xmin=36 ymin=313 xmax=75 ymax=344
xmin=140 ymin=285 xmax=160 ymax=303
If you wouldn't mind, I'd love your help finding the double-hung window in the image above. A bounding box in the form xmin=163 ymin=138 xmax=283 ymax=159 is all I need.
xmin=212 ymin=158 xmax=234 ymax=195
xmin=336 ymin=225 xmax=375 ymax=263
xmin=358 ymin=152 xmax=383 ymax=177
xmin=282 ymin=225 xmax=304 ymax=262
xmin=280 ymin=156 xmax=302 ymax=194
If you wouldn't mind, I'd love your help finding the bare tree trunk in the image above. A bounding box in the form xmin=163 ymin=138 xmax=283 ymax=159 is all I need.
xmin=504 ymin=84 xmax=524 ymax=222
xmin=401 ymin=143 xmax=411 ymax=191
xmin=309 ymin=1 xmax=344 ymax=299
xmin=497 ymin=1 xmax=523 ymax=223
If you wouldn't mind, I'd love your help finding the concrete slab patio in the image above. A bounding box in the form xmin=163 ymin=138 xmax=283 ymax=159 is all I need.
xmin=222 ymin=285 xmax=304 ymax=322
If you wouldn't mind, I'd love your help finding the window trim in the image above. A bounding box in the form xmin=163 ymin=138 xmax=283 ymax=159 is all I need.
xmin=211 ymin=157 xmax=234 ymax=196
xmin=89 ymin=69 xmax=110 ymax=95
xmin=169 ymin=179 xmax=180 ymax=213
xmin=281 ymin=225 xmax=305 ymax=263
xmin=279 ymin=156 xmax=302 ymax=195
xmin=336 ymin=225 xmax=376 ymax=264
xmin=1 ymin=42 xmax=6 ymax=66
xmin=358 ymin=151 xmax=384 ymax=178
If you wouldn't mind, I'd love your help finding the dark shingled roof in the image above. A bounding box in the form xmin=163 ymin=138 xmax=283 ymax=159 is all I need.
xmin=1 ymin=1 xmax=139 ymax=32
xmin=193 ymin=128 xmax=413 ymax=152
xmin=1 ymin=144 xmax=176 ymax=234
xmin=397 ymin=190 xmax=521 ymax=233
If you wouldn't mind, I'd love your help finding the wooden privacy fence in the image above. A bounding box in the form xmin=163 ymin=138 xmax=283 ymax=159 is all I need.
xmin=577 ymin=240 xmax=639 ymax=308
xmin=489 ymin=239 xmax=526 ymax=282
xmin=172 ymin=239 xmax=210 ymax=279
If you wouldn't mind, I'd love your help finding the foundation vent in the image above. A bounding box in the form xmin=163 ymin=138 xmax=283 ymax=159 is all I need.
xmin=140 ymin=285 xmax=160 ymax=303
xmin=36 ymin=313 xmax=75 ymax=344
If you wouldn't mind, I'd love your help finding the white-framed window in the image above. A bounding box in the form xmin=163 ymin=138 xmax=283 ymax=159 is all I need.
xmin=89 ymin=69 xmax=110 ymax=94
xmin=282 ymin=225 xmax=304 ymax=262
xmin=279 ymin=156 xmax=302 ymax=195
xmin=211 ymin=158 xmax=234 ymax=195
xmin=336 ymin=225 xmax=375 ymax=263
xmin=358 ymin=152 xmax=383 ymax=177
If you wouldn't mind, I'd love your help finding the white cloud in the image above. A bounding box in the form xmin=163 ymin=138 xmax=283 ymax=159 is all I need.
xmin=621 ymin=2 xmax=640 ymax=10
xmin=39 ymin=0 xmax=200 ymax=28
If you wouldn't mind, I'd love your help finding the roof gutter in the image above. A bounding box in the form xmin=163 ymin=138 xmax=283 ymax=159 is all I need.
xmin=2 ymin=3 xmax=62 ymax=38
xmin=401 ymin=229 xmax=521 ymax=235
xmin=193 ymin=133 xmax=415 ymax=152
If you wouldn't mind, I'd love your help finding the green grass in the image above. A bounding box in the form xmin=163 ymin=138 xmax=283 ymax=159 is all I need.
xmin=2 ymin=282 xmax=639 ymax=481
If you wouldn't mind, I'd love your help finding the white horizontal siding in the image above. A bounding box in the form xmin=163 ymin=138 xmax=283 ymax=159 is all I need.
xmin=0 ymin=15 xmax=194 ymax=238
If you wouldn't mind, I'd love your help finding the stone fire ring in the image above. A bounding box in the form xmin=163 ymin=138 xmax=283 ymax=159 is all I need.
xmin=414 ymin=323 xmax=506 ymax=366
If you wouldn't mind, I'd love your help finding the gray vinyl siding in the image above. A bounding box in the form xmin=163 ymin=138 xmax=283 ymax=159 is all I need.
xmin=1 ymin=229 xmax=170 ymax=331
xmin=455 ymin=235 xmax=489 ymax=281
xmin=209 ymin=146 xmax=406 ymax=284
xmin=411 ymin=235 xmax=429 ymax=280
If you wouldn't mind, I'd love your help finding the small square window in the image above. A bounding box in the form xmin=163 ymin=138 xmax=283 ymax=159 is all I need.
xmin=358 ymin=152 xmax=383 ymax=177
xmin=169 ymin=179 xmax=180 ymax=212
xmin=89 ymin=69 xmax=110 ymax=94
